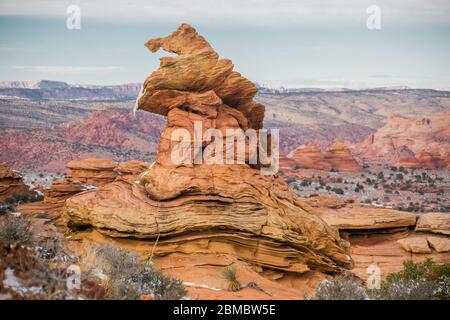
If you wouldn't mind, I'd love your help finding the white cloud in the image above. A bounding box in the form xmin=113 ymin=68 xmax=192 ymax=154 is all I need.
xmin=11 ymin=65 xmax=125 ymax=75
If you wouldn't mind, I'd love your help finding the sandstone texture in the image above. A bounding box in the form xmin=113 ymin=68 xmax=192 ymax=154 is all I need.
xmin=63 ymin=24 xmax=352 ymax=274
xmin=287 ymin=145 xmax=332 ymax=171
xmin=66 ymin=158 xmax=117 ymax=186
xmin=0 ymin=163 xmax=32 ymax=203
xmin=415 ymin=213 xmax=450 ymax=235
xmin=397 ymin=237 xmax=432 ymax=254
xmin=317 ymin=207 xmax=417 ymax=230
xmin=286 ymin=142 xmax=362 ymax=172
xmin=324 ymin=142 xmax=363 ymax=172
xmin=306 ymin=197 xmax=450 ymax=280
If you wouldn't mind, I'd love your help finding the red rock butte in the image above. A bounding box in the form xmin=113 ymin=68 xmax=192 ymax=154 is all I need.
xmin=63 ymin=24 xmax=352 ymax=274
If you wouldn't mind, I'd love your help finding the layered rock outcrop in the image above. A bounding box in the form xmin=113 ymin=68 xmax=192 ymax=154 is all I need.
xmin=288 ymin=145 xmax=332 ymax=171
xmin=286 ymin=142 xmax=362 ymax=172
xmin=0 ymin=163 xmax=32 ymax=203
xmin=355 ymin=112 xmax=450 ymax=167
xmin=309 ymin=197 xmax=450 ymax=279
xmin=324 ymin=142 xmax=363 ymax=172
xmin=63 ymin=24 xmax=352 ymax=274
xmin=23 ymin=159 xmax=151 ymax=221
xmin=66 ymin=158 xmax=117 ymax=186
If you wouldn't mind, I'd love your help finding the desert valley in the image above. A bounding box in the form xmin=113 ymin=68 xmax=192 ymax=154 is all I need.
xmin=0 ymin=24 xmax=449 ymax=301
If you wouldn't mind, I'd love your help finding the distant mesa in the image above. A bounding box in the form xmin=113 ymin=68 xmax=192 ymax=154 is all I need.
xmin=0 ymin=80 xmax=141 ymax=100
xmin=355 ymin=112 xmax=450 ymax=169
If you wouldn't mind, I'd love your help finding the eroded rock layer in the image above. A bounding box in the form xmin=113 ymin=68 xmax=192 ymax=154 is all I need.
xmin=63 ymin=24 xmax=352 ymax=274
xmin=287 ymin=142 xmax=362 ymax=172
xmin=0 ymin=163 xmax=32 ymax=203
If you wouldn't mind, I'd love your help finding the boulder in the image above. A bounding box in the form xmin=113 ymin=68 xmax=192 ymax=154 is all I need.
xmin=397 ymin=237 xmax=431 ymax=254
xmin=415 ymin=213 xmax=450 ymax=235
xmin=0 ymin=163 xmax=32 ymax=203
xmin=427 ymin=236 xmax=450 ymax=253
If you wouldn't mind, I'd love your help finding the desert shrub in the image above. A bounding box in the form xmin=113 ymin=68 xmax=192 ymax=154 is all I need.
xmin=0 ymin=215 xmax=34 ymax=246
xmin=96 ymin=245 xmax=186 ymax=300
xmin=331 ymin=187 xmax=344 ymax=195
xmin=3 ymin=192 xmax=43 ymax=207
xmin=300 ymin=180 xmax=310 ymax=187
xmin=223 ymin=266 xmax=241 ymax=292
xmin=0 ymin=235 xmax=100 ymax=300
xmin=369 ymin=259 xmax=450 ymax=300
xmin=0 ymin=204 xmax=16 ymax=215
xmin=309 ymin=272 xmax=367 ymax=300
xmin=139 ymin=264 xmax=187 ymax=300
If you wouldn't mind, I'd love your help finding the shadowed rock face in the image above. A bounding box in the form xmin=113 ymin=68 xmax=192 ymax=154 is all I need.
xmin=0 ymin=163 xmax=32 ymax=203
xmin=63 ymin=24 xmax=352 ymax=274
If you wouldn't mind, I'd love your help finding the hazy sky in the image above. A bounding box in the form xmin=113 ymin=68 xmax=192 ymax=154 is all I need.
xmin=0 ymin=0 xmax=449 ymax=89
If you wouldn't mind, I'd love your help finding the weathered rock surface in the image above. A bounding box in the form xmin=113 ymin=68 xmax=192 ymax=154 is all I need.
xmin=427 ymin=236 xmax=450 ymax=253
xmin=317 ymin=207 xmax=417 ymax=230
xmin=115 ymin=160 xmax=150 ymax=176
xmin=0 ymin=163 xmax=32 ymax=203
xmin=66 ymin=158 xmax=117 ymax=186
xmin=286 ymin=142 xmax=362 ymax=172
xmin=397 ymin=237 xmax=432 ymax=254
xmin=324 ymin=142 xmax=363 ymax=172
xmin=287 ymin=145 xmax=332 ymax=171
xmin=304 ymin=196 xmax=450 ymax=281
xmin=415 ymin=213 xmax=450 ymax=235
xmin=63 ymin=24 xmax=352 ymax=274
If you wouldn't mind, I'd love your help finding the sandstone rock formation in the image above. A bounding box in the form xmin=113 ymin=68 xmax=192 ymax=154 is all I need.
xmin=397 ymin=237 xmax=432 ymax=254
xmin=324 ymin=142 xmax=363 ymax=172
xmin=0 ymin=163 xmax=32 ymax=203
xmin=66 ymin=158 xmax=117 ymax=186
xmin=63 ymin=24 xmax=353 ymax=274
xmin=287 ymin=145 xmax=332 ymax=171
xmin=286 ymin=142 xmax=362 ymax=172
xmin=355 ymin=112 xmax=450 ymax=166
xmin=308 ymin=197 xmax=450 ymax=280
xmin=115 ymin=160 xmax=150 ymax=176
xmin=415 ymin=213 xmax=450 ymax=235
xmin=317 ymin=208 xmax=417 ymax=230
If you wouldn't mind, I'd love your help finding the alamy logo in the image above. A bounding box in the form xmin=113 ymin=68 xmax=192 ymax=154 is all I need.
xmin=366 ymin=264 xmax=381 ymax=289
xmin=66 ymin=5 xmax=81 ymax=30
xmin=366 ymin=5 xmax=381 ymax=30
xmin=66 ymin=264 xmax=81 ymax=290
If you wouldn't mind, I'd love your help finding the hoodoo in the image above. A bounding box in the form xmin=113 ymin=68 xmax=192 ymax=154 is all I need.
xmin=63 ymin=24 xmax=352 ymax=274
